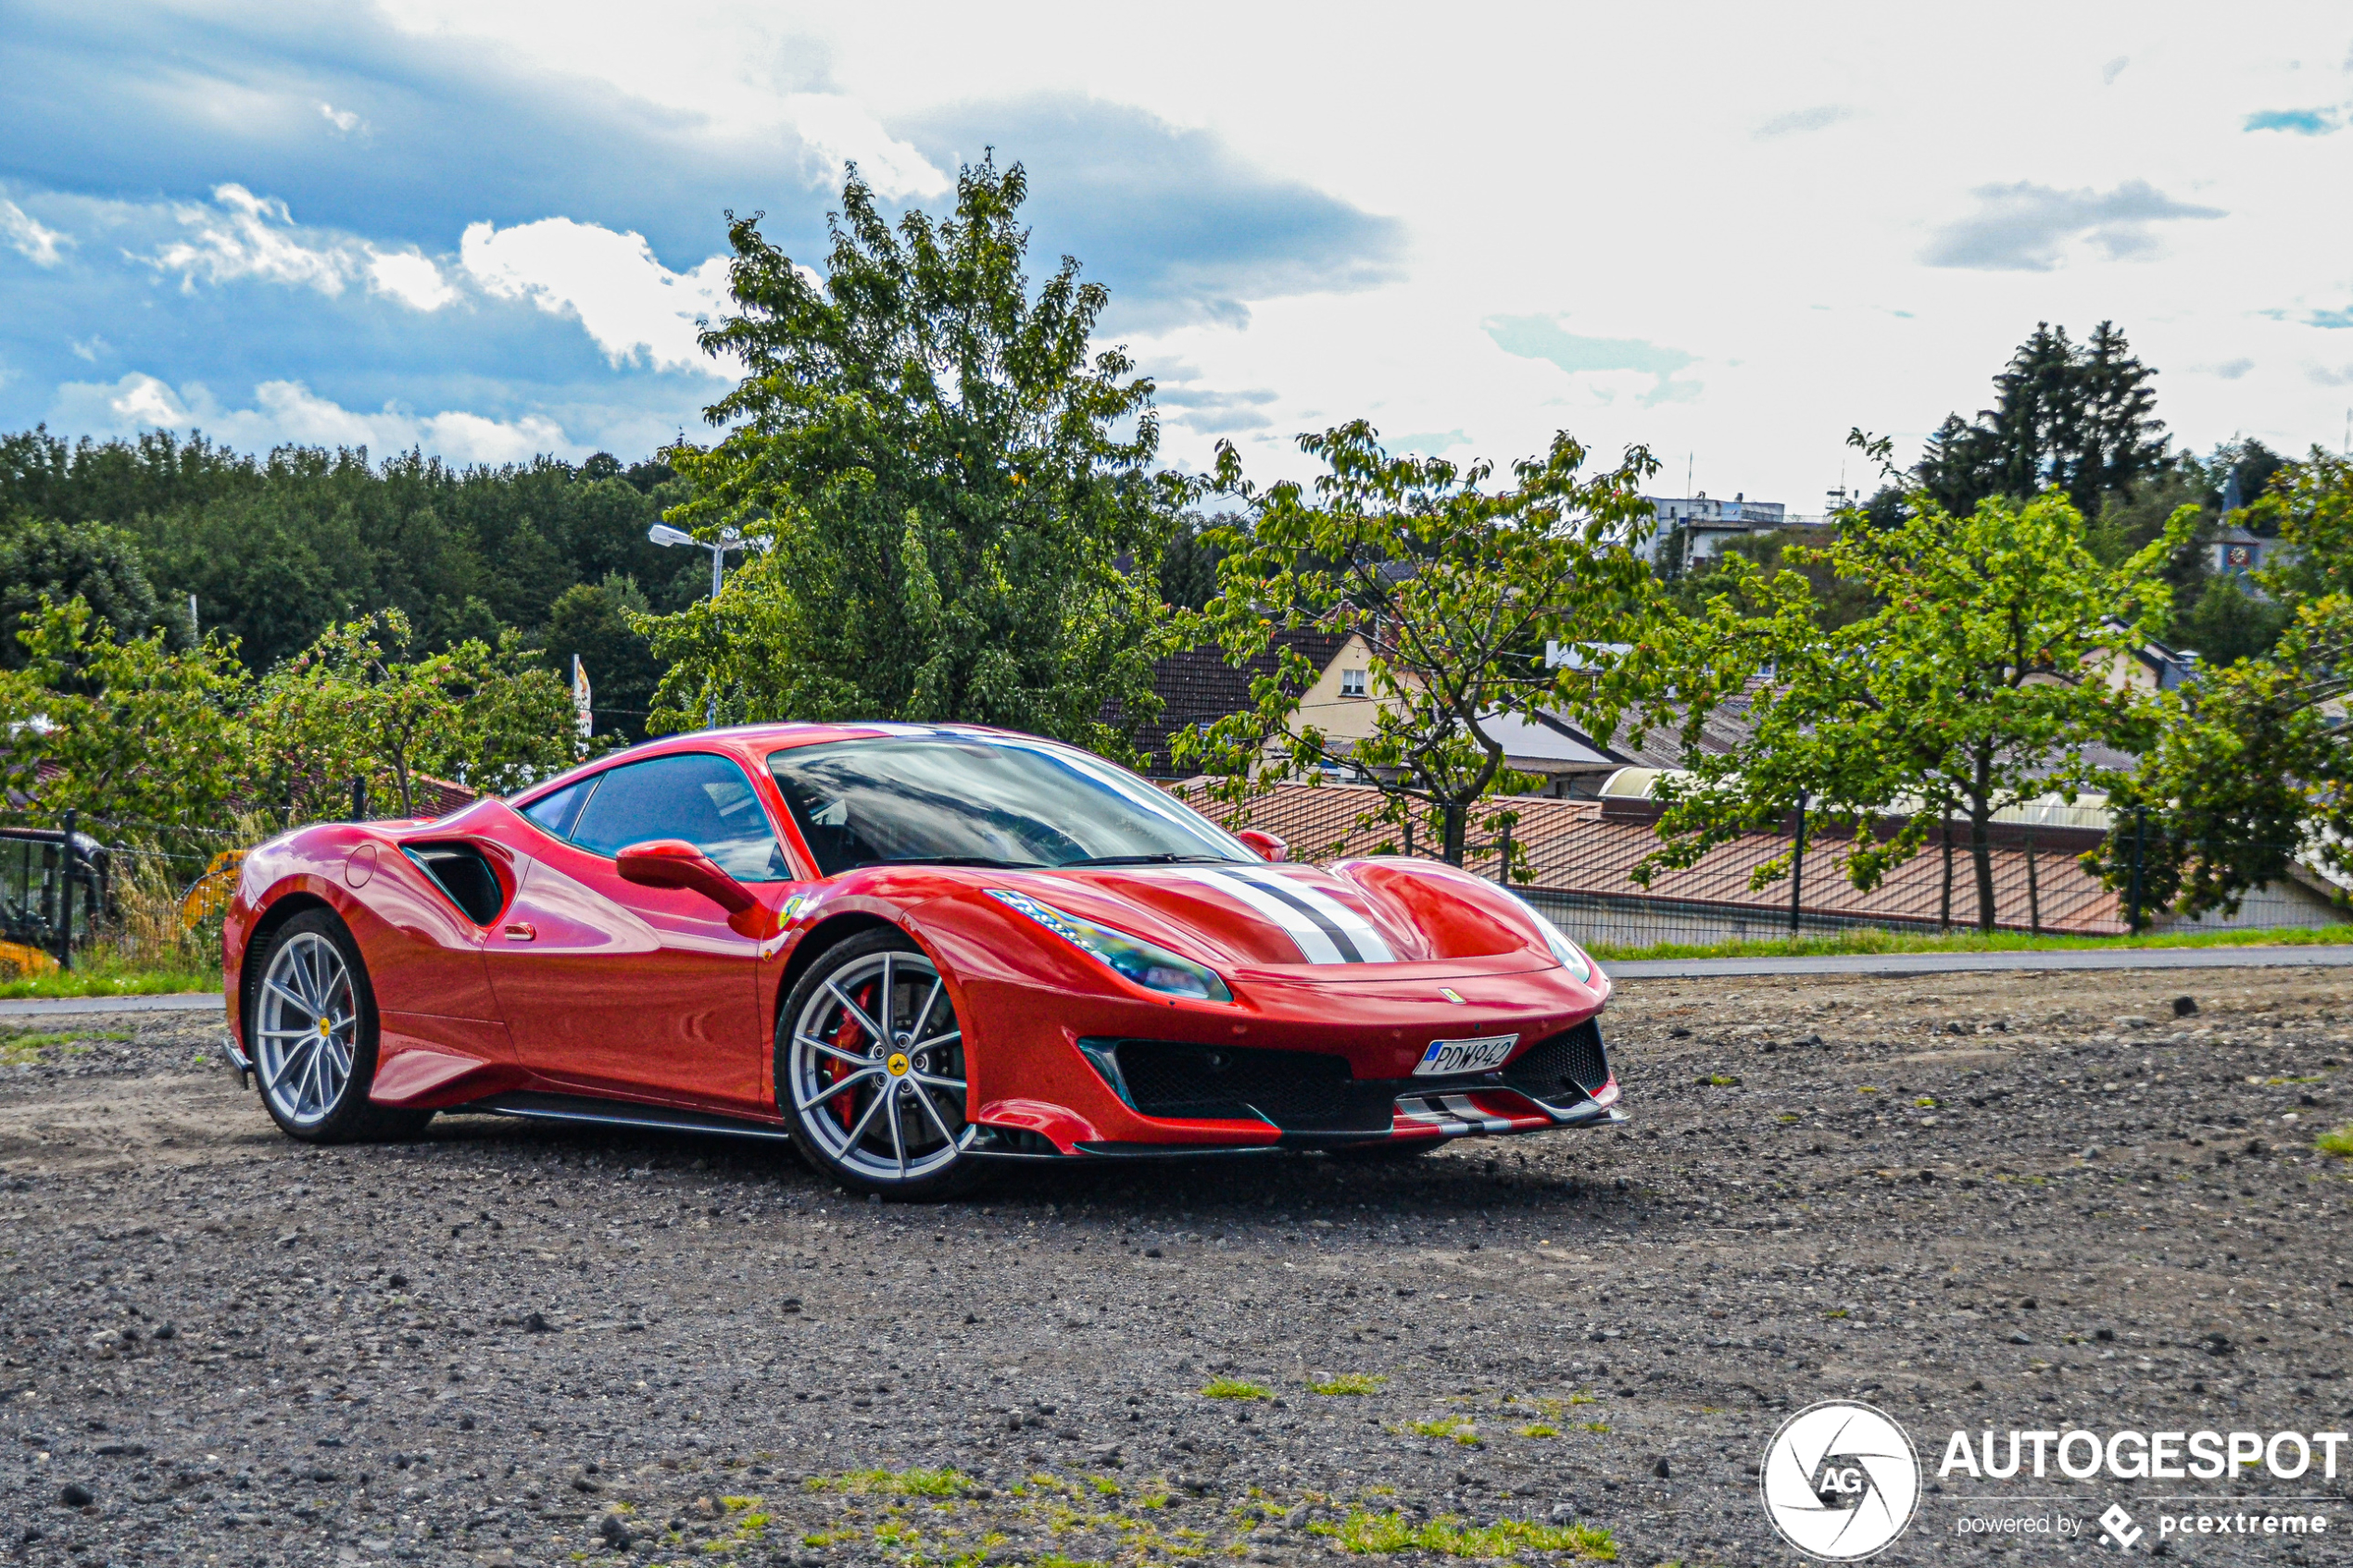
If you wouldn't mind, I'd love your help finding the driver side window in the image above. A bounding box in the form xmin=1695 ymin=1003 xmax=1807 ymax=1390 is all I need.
xmin=565 ymin=754 xmax=792 ymax=882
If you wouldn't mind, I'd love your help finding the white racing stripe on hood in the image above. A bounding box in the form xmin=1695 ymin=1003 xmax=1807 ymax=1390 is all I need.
xmin=1222 ymin=867 xmax=1397 ymax=963
xmin=1170 ymin=867 xmax=1348 ymax=964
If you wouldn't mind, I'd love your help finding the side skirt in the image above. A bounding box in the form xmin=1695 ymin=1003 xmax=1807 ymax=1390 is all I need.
xmin=455 ymin=1089 xmax=798 ymax=1144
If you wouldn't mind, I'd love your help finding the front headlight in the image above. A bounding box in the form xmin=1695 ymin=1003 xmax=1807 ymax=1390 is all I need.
xmin=988 ymin=889 xmax=1234 ymax=1003
xmin=1516 ymin=899 xmax=1594 ymax=984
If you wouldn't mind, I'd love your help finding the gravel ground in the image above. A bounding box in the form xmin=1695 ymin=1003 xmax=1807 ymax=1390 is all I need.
xmin=1 ymin=967 xmax=2349 ymax=1567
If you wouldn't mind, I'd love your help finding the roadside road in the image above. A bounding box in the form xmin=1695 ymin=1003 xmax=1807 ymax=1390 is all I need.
xmin=1606 ymin=941 xmax=2353 ymax=981
xmin=0 ymin=964 xmax=2345 ymax=1565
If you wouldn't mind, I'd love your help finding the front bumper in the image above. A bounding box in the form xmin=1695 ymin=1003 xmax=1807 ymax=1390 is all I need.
xmin=960 ymin=957 xmax=1625 ymax=1155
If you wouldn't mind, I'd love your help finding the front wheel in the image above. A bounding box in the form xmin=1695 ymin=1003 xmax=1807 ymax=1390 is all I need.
xmin=776 ymin=930 xmax=982 ymax=1200
xmin=245 ymin=909 xmax=432 ymax=1143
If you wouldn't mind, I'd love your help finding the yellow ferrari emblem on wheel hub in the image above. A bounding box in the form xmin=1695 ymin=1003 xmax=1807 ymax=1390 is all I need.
xmin=886 ymin=1052 xmax=910 ymax=1077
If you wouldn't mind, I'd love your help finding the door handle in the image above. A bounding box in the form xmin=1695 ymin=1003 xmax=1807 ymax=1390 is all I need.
xmin=502 ymin=922 xmax=536 ymax=942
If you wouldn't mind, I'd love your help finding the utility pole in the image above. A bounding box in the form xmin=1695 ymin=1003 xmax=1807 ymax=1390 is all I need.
xmin=648 ymin=524 xmax=751 ymax=729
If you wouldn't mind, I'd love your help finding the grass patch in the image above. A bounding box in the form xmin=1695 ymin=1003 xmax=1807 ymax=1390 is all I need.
xmin=1200 ymin=1380 xmax=1270 ymax=1400
xmin=1578 ymin=1422 xmax=1610 ymax=1434
xmin=1696 ymin=1073 xmax=1740 ymax=1087
xmin=2318 ymin=1123 xmax=2353 ymax=1160
xmin=805 ymin=1468 xmax=974 ymax=1497
xmin=1588 ymin=922 xmax=2349 ymax=966
xmin=1516 ymin=1424 xmax=1560 ymax=1439
xmin=1309 ymin=1509 xmax=1615 ymax=1561
xmin=0 ymin=1027 xmax=130 ymax=1063
xmin=0 ymin=960 xmax=218 ymax=1001
xmin=1309 ymin=1374 xmax=1386 ymax=1397
xmin=1403 ymin=1419 xmax=1480 ymax=1446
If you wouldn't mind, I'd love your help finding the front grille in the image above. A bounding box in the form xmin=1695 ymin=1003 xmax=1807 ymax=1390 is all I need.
xmin=1086 ymin=1039 xmax=1391 ymax=1132
xmin=1501 ymin=1019 xmax=1611 ymax=1106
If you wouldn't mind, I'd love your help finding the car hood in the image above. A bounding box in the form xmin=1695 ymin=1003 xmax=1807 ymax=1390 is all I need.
xmin=972 ymin=859 xmax=1559 ymax=981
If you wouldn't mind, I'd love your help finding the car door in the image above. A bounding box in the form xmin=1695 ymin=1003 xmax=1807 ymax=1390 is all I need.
xmin=482 ymin=751 xmax=794 ymax=1115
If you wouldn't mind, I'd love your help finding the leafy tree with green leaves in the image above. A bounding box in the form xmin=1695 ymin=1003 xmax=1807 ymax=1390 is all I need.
xmin=545 ymin=574 xmax=661 ymax=741
xmin=1639 ymin=446 xmax=2189 ymax=932
xmin=1159 ymin=513 xmax=1232 ymax=612
xmin=0 ymin=517 xmax=188 ymax=670
xmin=1667 ymin=524 xmax=1880 ymax=632
xmin=0 ymin=597 xmax=250 ymax=841
xmin=636 ymin=157 xmax=1175 ymax=752
xmin=1919 ymin=321 xmax=2169 ymax=519
xmin=2101 ymin=452 xmax=2353 ymax=916
xmin=1175 ymin=420 xmax=1661 ymax=865
xmin=251 ymin=609 xmax=579 ymax=819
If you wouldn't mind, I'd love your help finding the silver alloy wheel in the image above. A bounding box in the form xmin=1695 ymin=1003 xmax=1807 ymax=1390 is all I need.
xmin=253 ymin=930 xmax=358 ymax=1129
xmin=786 ymin=949 xmax=970 ymax=1184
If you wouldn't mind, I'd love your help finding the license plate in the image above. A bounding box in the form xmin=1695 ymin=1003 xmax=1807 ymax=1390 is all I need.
xmin=1414 ymin=1033 xmax=1518 ymax=1076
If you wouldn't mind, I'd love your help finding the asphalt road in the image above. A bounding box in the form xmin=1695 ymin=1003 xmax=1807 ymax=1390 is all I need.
xmin=1604 ymin=942 xmax=2353 ymax=981
xmin=1 ymin=966 xmax=2348 ymax=1566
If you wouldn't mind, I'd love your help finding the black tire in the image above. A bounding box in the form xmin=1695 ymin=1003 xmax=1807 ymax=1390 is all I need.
xmin=774 ymin=929 xmax=984 ymax=1201
xmin=244 ymin=908 xmax=433 ymax=1144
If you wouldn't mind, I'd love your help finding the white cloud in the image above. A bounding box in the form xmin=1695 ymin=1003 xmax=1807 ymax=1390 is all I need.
xmin=460 ymin=218 xmax=734 ymax=373
xmin=318 ymin=102 xmax=363 ymax=135
xmin=1 ymin=199 xmax=71 ymax=267
xmin=53 ymin=373 xmax=573 ymax=465
xmin=366 ymin=249 xmax=459 ymax=310
xmin=781 ymin=94 xmax=950 ymax=199
xmin=148 ymin=184 xmax=455 ymax=309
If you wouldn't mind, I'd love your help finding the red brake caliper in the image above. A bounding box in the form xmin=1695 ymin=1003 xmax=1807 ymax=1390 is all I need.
xmin=827 ymin=981 xmax=880 ymax=1133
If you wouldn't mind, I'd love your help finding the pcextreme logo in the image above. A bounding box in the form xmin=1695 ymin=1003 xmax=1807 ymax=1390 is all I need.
xmin=1760 ymin=1400 xmax=1922 ymax=1561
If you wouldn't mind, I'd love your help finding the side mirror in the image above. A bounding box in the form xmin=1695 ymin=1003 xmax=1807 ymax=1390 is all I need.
xmin=1236 ymin=829 xmax=1288 ymax=863
xmin=616 ymin=839 xmax=771 ymax=937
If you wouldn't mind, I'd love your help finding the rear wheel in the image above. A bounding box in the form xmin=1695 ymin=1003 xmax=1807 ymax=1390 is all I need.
xmin=777 ymin=930 xmax=980 ymax=1200
xmin=245 ymin=909 xmax=432 ymax=1144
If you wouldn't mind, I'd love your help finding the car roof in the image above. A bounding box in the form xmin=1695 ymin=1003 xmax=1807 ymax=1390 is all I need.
xmin=508 ymin=721 xmax=1045 ymax=806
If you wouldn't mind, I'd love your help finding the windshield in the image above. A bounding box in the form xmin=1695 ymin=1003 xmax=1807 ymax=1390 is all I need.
xmin=767 ymin=734 xmax=1255 ymax=877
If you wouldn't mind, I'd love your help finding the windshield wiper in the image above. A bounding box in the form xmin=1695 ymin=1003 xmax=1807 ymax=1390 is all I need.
xmin=859 ymin=855 xmax=1048 ymax=869
xmin=1055 ymin=853 xmax=1226 ymax=868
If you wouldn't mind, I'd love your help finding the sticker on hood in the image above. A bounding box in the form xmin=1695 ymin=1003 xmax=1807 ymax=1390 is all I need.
xmin=1172 ymin=866 xmax=1396 ymax=965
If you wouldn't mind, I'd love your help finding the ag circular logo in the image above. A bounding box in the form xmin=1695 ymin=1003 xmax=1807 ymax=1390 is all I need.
xmin=1759 ymin=1400 xmax=1920 ymax=1561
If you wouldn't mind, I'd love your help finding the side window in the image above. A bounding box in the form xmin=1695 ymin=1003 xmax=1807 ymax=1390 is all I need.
xmin=566 ymin=754 xmax=791 ymax=882
xmin=520 ymin=778 xmax=593 ymax=840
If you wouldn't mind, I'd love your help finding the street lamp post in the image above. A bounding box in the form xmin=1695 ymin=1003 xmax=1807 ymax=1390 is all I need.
xmin=648 ymin=523 xmax=749 ymax=729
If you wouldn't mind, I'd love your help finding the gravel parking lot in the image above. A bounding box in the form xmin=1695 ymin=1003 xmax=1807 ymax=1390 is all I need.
xmin=2 ymin=965 xmax=2348 ymax=1566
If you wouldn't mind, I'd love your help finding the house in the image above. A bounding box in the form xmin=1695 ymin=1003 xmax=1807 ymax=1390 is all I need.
xmin=1126 ymin=629 xmax=1376 ymax=779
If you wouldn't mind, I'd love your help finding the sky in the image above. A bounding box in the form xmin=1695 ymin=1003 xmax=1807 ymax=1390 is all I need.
xmin=4 ymin=1 xmax=2351 ymax=506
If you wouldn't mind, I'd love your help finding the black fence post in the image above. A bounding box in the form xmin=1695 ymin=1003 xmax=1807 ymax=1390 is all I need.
xmin=1494 ymin=817 xmax=1513 ymax=887
xmin=57 ymin=809 xmax=75 ymax=972
xmin=2025 ymin=826 xmax=2042 ymax=936
xmin=1789 ymin=796 xmax=1808 ymax=937
xmin=1403 ymin=817 xmax=1415 ymax=858
xmin=352 ymin=775 xmax=368 ymax=822
xmin=2127 ymin=806 xmax=2148 ymax=935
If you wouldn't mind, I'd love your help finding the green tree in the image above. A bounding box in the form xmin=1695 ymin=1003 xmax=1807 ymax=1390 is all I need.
xmin=545 ymin=574 xmax=660 ymax=741
xmin=1176 ymin=420 xmax=1660 ymax=865
xmin=1919 ymin=321 xmax=2168 ymax=519
xmin=0 ymin=597 xmax=249 ymax=841
xmin=252 ymin=610 xmax=579 ymax=820
xmin=635 ymin=157 xmax=1174 ymax=751
xmin=2103 ymin=452 xmax=2353 ymax=915
xmin=1668 ymin=525 xmax=1880 ymax=632
xmin=1639 ymin=460 xmax=2188 ymax=932
xmin=0 ymin=517 xmax=186 ymax=669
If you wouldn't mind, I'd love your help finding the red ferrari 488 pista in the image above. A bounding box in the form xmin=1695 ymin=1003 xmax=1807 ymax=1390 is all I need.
xmin=223 ymin=724 xmax=1622 ymax=1197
